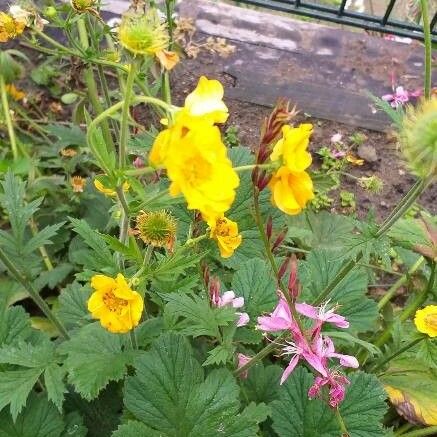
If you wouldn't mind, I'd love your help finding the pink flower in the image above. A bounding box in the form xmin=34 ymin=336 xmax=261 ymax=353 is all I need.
xmin=237 ymin=353 xmax=251 ymax=379
xmin=314 ymin=335 xmax=359 ymax=369
xmin=382 ymin=86 xmax=410 ymax=107
xmin=210 ymin=288 xmax=249 ymax=327
xmin=295 ymin=301 xmax=349 ymax=333
xmin=308 ymin=371 xmax=350 ymax=408
xmin=330 ymin=149 xmax=346 ymax=159
xmin=133 ymin=156 xmax=145 ymax=168
xmin=257 ymin=294 xmax=295 ymax=332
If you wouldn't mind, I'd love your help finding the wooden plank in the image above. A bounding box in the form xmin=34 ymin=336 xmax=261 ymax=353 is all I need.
xmin=178 ymin=0 xmax=435 ymax=131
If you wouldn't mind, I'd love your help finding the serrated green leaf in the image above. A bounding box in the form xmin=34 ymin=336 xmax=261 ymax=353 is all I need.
xmin=0 ymin=298 xmax=32 ymax=346
xmin=202 ymin=344 xmax=234 ymax=366
xmin=60 ymin=323 xmax=132 ymax=400
xmin=56 ymin=282 xmax=91 ymax=329
xmin=231 ymin=258 xmax=277 ymax=318
xmin=417 ymin=339 xmax=437 ymax=369
xmin=271 ymin=368 xmax=387 ymax=436
xmin=233 ymin=326 xmax=263 ymax=344
xmin=61 ymin=411 xmax=87 ymax=437
xmin=24 ymin=222 xmax=65 ymax=255
xmin=162 ymin=293 xmax=236 ymax=338
xmin=300 ymin=249 xmax=378 ymax=333
xmin=44 ymin=364 xmax=66 ymax=412
xmin=0 ymin=392 xmax=64 ymax=437
xmin=0 ymin=341 xmax=54 ymax=367
xmin=0 ymin=368 xmax=44 ymax=420
xmin=124 ymin=333 xmax=268 ymax=436
xmin=112 ymin=421 xmax=162 ymax=437
xmin=242 ymin=362 xmax=282 ymax=404
xmin=46 ymin=124 xmax=86 ymax=149
xmin=35 ymin=264 xmax=74 ymax=291
xmin=134 ymin=317 xmax=164 ymax=347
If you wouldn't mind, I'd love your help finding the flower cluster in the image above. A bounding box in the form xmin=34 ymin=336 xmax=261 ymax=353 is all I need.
xmin=149 ymin=76 xmax=240 ymax=228
xmin=257 ymin=294 xmax=358 ymax=407
xmin=88 ymin=274 xmax=144 ymax=333
xmin=382 ymin=86 xmax=421 ymax=108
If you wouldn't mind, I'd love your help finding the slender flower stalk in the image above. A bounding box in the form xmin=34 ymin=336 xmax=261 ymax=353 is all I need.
xmin=0 ymin=247 xmax=69 ymax=339
xmin=419 ymin=0 xmax=432 ymax=99
xmin=0 ymin=75 xmax=19 ymax=160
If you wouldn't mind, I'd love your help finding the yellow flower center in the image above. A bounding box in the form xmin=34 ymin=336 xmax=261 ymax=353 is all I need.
xmin=103 ymin=291 xmax=128 ymax=315
xmin=425 ymin=313 xmax=437 ymax=329
xmin=185 ymin=157 xmax=212 ymax=185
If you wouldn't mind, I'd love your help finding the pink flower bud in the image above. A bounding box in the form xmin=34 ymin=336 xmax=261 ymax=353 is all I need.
xmin=288 ymin=255 xmax=299 ymax=300
xmin=133 ymin=156 xmax=145 ymax=168
xmin=278 ymin=257 xmax=290 ymax=280
xmin=272 ymin=229 xmax=286 ymax=251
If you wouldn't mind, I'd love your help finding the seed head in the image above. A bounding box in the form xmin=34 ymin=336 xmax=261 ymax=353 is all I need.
xmin=136 ymin=210 xmax=177 ymax=248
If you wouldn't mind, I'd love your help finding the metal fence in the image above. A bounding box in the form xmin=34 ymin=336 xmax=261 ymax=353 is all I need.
xmin=234 ymin=0 xmax=437 ymax=43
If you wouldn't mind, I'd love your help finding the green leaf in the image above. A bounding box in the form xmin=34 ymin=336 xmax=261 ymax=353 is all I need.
xmin=44 ymin=364 xmax=66 ymax=412
xmin=69 ymin=217 xmax=116 ymax=271
xmin=271 ymin=368 xmax=387 ymax=436
xmin=287 ymin=211 xmax=354 ymax=251
xmin=135 ymin=317 xmax=164 ymax=347
xmin=56 ymin=282 xmax=91 ymax=329
xmin=112 ymin=421 xmax=162 ymax=437
xmin=202 ymin=344 xmax=234 ymax=367
xmin=162 ymin=293 xmax=236 ymax=338
xmin=417 ymin=339 xmax=437 ymax=369
xmin=0 ymin=392 xmax=64 ymax=437
xmin=124 ymin=333 xmax=268 ymax=435
xmin=231 ymin=258 xmax=277 ymax=318
xmin=35 ymin=263 xmax=73 ymax=290
xmin=60 ymin=323 xmax=132 ymax=400
xmin=242 ymin=362 xmax=282 ymax=404
xmin=0 ymin=341 xmax=54 ymax=368
xmin=300 ymin=249 xmax=378 ymax=333
xmin=0 ymin=368 xmax=44 ymax=421
xmin=23 ymin=222 xmax=65 ymax=255
xmin=0 ymin=297 xmax=32 ymax=346
xmin=323 ymin=331 xmax=382 ymax=358
xmin=46 ymin=124 xmax=86 ymax=149
xmin=381 ymin=357 xmax=437 ymax=425
xmin=61 ymin=411 xmax=87 ymax=437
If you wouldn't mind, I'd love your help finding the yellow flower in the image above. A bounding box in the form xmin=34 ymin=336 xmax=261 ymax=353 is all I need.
xmin=182 ymin=76 xmax=228 ymax=124
xmin=155 ymin=49 xmax=180 ymax=71
xmin=346 ymin=153 xmax=364 ymax=166
xmin=270 ymin=124 xmax=312 ymax=172
xmin=88 ymin=274 xmax=143 ymax=333
xmin=0 ymin=12 xmax=26 ymax=42
xmin=94 ymin=178 xmax=130 ymax=197
xmin=414 ymin=305 xmax=437 ymax=338
xmin=71 ymin=176 xmax=86 ymax=193
xmin=5 ymin=84 xmax=25 ymax=101
xmin=208 ymin=216 xmax=242 ymax=258
xmin=164 ymin=121 xmax=239 ymax=219
xmin=268 ymin=166 xmax=314 ymax=215
xmin=60 ymin=147 xmax=78 ymax=157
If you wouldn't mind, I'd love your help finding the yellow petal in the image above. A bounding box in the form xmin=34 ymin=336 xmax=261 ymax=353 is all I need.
xmin=156 ymin=49 xmax=180 ymax=70
xmin=90 ymin=275 xmax=115 ymax=293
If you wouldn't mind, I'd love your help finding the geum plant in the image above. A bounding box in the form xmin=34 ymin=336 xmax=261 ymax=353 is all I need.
xmin=0 ymin=0 xmax=436 ymax=436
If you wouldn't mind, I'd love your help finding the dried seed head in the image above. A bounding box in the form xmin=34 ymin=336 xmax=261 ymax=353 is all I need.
xmin=136 ymin=210 xmax=177 ymax=248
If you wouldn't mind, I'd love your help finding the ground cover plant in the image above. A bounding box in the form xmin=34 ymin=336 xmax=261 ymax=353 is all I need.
xmin=0 ymin=0 xmax=436 ymax=436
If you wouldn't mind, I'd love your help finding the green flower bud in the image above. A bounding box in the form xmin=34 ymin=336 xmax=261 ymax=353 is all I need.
xmin=136 ymin=210 xmax=177 ymax=248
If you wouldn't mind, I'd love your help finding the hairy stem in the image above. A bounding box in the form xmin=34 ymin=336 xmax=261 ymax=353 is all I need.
xmin=335 ymin=407 xmax=350 ymax=436
xmin=419 ymin=0 xmax=432 ymax=99
xmin=401 ymin=426 xmax=437 ymax=437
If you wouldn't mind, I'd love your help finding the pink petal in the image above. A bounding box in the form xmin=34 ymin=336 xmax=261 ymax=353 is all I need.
xmin=232 ymin=297 xmax=244 ymax=309
xmin=273 ymin=297 xmax=293 ymax=323
xmin=382 ymin=94 xmax=393 ymax=101
xmin=295 ymin=302 xmax=319 ymax=319
xmin=257 ymin=315 xmax=290 ymax=332
xmin=325 ymin=313 xmax=349 ymax=329
xmin=236 ymin=312 xmax=250 ymax=327
xmin=220 ymin=290 xmax=236 ymax=306
xmin=303 ymin=349 xmax=328 ymax=377
xmin=237 ymin=353 xmax=251 ymax=379
xmin=331 ymin=353 xmax=359 ymax=368
xmin=280 ymin=354 xmax=299 ymax=385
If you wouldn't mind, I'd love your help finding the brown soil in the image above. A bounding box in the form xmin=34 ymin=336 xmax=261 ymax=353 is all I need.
xmin=170 ymin=51 xmax=436 ymax=220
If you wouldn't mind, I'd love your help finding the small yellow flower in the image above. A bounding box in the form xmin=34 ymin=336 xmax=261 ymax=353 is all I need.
xmin=88 ymin=274 xmax=144 ymax=333
xmin=94 ymin=178 xmax=130 ymax=197
xmin=155 ymin=49 xmax=180 ymax=71
xmin=270 ymin=124 xmax=312 ymax=172
xmin=414 ymin=305 xmax=437 ymax=338
xmin=208 ymin=216 xmax=242 ymax=258
xmin=5 ymin=84 xmax=25 ymax=101
xmin=0 ymin=12 xmax=26 ymax=42
xmin=268 ymin=166 xmax=314 ymax=215
xmin=346 ymin=153 xmax=364 ymax=166
xmin=71 ymin=0 xmax=96 ymax=13
xmin=182 ymin=76 xmax=229 ymax=124
xmin=71 ymin=176 xmax=86 ymax=193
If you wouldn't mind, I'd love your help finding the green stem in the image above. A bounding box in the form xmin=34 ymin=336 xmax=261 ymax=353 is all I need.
xmin=394 ymin=423 xmax=414 ymax=436
xmin=420 ymin=0 xmax=432 ymax=99
xmin=233 ymin=332 xmax=288 ymax=377
xmin=185 ymin=234 xmax=208 ymax=246
xmin=401 ymin=426 xmax=437 ymax=437
xmin=0 ymin=75 xmax=19 ymax=160
xmin=372 ymin=336 xmax=426 ymax=373
xmin=313 ymin=178 xmax=426 ymax=305
xmin=235 ymin=163 xmax=274 ymax=172
xmin=0 ymin=247 xmax=69 ymax=339
xmin=29 ymin=220 xmax=54 ymax=271
xmin=119 ymin=62 xmax=137 ymax=168
xmin=116 ymin=187 xmax=130 ymax=263
xmin=77 ymin=17 xmax=115 ymax=154
xmin=378 ymin=257 xmax=425 ymax=310
xmin=129 ymin=329 xmax=138 ymax=350
xmin=335 ymin=407 xmax=350 ymax=436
